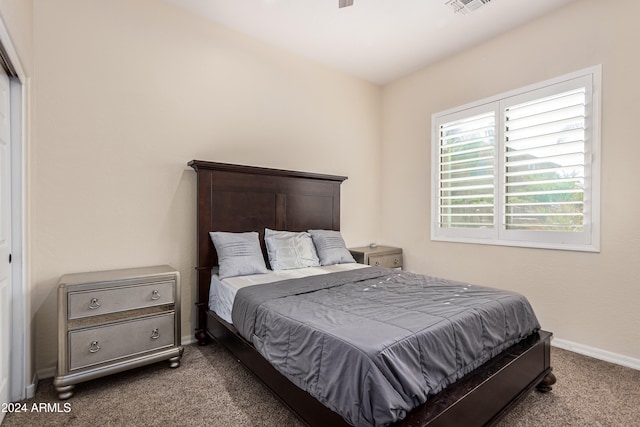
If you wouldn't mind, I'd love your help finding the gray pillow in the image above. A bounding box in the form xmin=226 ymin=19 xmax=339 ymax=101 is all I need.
xmin=264 ymin=228 xmax=320 ymax=270
xmin=209 ymin=231 xmax=268 ymax=279
xmin=308 ymin=229 xmax=356 ymax=266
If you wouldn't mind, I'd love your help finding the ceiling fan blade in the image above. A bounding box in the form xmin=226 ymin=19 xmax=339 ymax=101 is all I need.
xmin=339 ymin=0 xmax=354 ymax=7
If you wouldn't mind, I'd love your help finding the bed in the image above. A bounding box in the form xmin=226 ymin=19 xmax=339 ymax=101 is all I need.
xmin=188 ymin=160 xmax=556 ymax=427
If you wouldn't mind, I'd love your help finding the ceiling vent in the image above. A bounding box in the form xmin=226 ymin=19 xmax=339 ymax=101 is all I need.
xmin=446 ymin=0 xmax=492 ymax=15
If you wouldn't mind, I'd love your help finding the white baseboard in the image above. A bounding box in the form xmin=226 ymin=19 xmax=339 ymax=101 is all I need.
xmin=35 ymin=336 xmax=636 ymax=387
xmin=181 ymin=334 xmax=196 ymax=346
xmin=552 ymin=338 xmax=640 ymax=371
xmin=25 ymin=371 xmax=38 ymax=399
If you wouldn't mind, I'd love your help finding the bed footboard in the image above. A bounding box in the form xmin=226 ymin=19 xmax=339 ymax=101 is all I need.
xmin=399 ymin=330 xmax=553 ymax=426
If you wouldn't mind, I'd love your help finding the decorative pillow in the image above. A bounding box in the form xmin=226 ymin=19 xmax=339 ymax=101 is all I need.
xmin=264 ymin=228 xmax=320 ymax=271
xmin=308 ymin=229 xmax=356 ymax=266
xmin=209 ymin=231 xmax=268 ymax=279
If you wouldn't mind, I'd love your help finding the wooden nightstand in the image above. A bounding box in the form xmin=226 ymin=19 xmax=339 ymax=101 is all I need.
xmin=349 ymin=245 xmax=403 ymax=269
xmin=54 ymin=265 xmax=184 ymax=399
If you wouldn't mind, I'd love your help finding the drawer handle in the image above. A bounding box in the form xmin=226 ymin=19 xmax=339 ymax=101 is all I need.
xmin=151 ymin=289 xmax=161 ymax=300
xmin=150 ymin=328 xmax=160 ymax=339
xmin=88 ymin=298 xmax=101 ymax=310
xmin=89 ymin=341 xmax=101 ymax=353
xmin=374 ymin=261 xmax=380 ymax=266
xmin=394 ymin=258 xmax=399 ymax=265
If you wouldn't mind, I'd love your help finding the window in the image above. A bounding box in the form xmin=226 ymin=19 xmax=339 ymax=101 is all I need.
xmin=431 ymin=66 xmax=601 ymax=252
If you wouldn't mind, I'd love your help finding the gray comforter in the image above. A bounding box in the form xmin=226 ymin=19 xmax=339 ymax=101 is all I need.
xmin=232 ymin=267 xmax=540 ymax=427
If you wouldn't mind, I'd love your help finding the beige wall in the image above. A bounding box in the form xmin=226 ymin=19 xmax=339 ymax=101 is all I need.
xmin=10 ymin=0 xmax=640 ymax=376
xmin=381 ymin=0 xmax=640 ymax=360
xmin=31 ymin=0 xmax=382 ymax=372
xmin=0 ymin=0 xmax=33 ymax=73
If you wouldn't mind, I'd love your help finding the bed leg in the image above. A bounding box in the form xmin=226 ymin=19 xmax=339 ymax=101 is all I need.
xmin=536 ymin=369 xmax=556 ymax=393
xmin=195 ymin=329 xmax=208 ymax=346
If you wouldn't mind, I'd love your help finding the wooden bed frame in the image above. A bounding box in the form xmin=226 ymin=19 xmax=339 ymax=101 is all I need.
xmin=188 ymin=160 xmax=556 ymax=426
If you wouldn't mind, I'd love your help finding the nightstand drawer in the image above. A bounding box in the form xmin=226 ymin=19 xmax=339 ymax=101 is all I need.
xmin=369 ymin=253 xmax=403 ymax=269
xmin=69 ymin=313 xmax=175 ymax=371
xmin=68 ymin=280 xmax=175 ymax=320
xmin=349 ymin=246 xmax=403 ymax=270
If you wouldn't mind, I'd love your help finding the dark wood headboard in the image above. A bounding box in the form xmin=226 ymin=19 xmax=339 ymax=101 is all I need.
xmin=188 ymin=160 xmax=347 ymax=339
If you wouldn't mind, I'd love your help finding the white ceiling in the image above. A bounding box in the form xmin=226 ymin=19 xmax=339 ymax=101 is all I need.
xmin=163 ymin=0 xmax=575 ymax=85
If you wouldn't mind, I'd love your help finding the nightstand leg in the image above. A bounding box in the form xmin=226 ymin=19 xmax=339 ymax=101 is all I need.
xmin=55 ymin=383 xmax=75 ymax=400
xmin=168 ymin=346 xmax=184 ymax=368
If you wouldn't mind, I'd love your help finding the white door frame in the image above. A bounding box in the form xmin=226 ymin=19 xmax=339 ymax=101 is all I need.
xmin=0 ymin=59 xmax=11 ymax=422
xmin=9 ymin=73 xmax=26 ymax=402
xmin=0 ymin=15 xmax=29 ymax=401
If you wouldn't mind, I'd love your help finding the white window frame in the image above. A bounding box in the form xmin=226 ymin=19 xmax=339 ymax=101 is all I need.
xmin=431 ymin=66 xmax=601 ymax=252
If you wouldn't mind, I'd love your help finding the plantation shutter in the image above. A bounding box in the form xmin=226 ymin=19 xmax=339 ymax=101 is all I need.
xmin=432 ymin=67 xmax=599 ymax=251
xmin=437 ymin=110 xmax=496 ymax=230
xmin=503 ymin=87 xmax=587 ymax=232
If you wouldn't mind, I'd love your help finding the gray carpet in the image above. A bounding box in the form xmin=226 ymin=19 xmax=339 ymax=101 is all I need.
xmin=3 ymin=342 xmax=639 ymax=426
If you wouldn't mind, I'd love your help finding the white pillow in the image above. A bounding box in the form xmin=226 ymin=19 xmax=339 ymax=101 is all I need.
xmin=209 ymin=231 xmax=268 ymax=279
xmin=264 ymin=228 xmax=320 ymax=270
xmin=308 ymin=229 xmax=356 ymax=266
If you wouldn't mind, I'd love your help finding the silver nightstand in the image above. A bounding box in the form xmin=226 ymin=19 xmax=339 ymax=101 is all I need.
xmin=54 ymin=265 xmax=184 ymax=399
xmin=349 ymin=245 xmax=403 ymax=269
